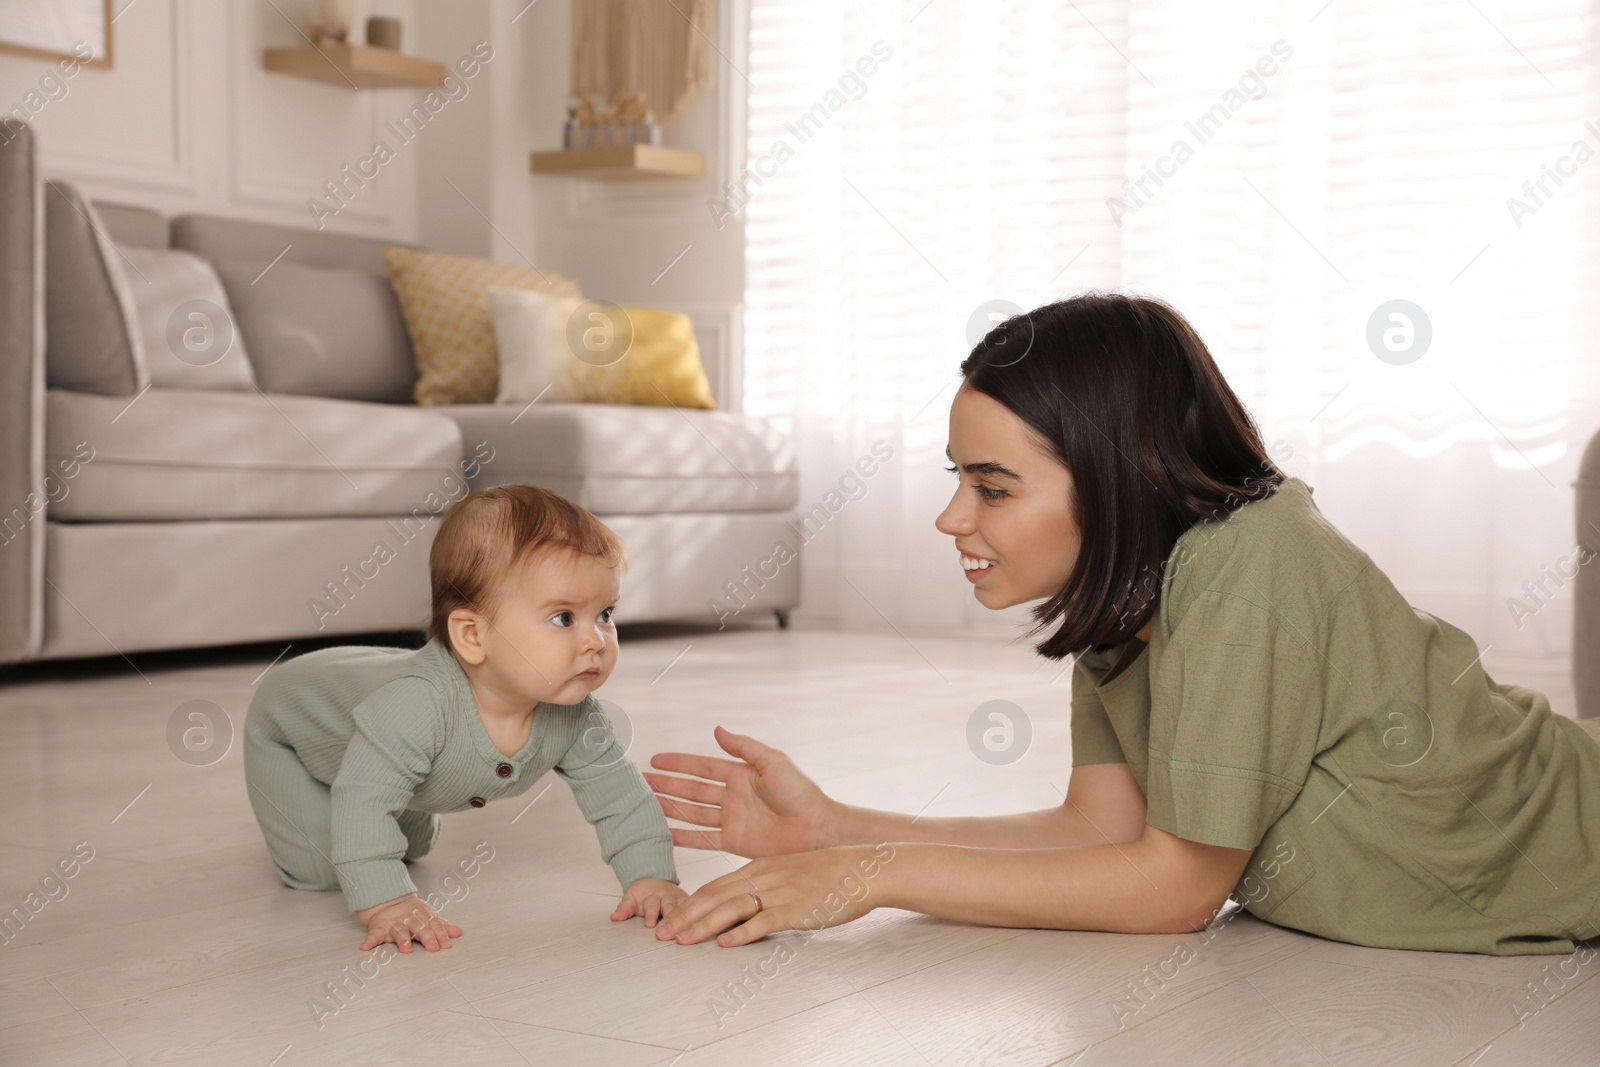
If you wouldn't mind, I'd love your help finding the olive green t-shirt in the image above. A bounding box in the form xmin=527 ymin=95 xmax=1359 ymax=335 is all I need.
xmin=1071 ymin=477 xmax=1600 ymax=955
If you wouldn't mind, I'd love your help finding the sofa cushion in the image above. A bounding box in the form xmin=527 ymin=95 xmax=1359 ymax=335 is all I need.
xmin=117 ymin=244 xmax=258 ymax=392
xmin=93 ymin=200 xmax=168 ymax=248
xmin=46 ymin=388 xmax=466 ymax=522
xmin=432 ymin=402 xmax=798 ymax=515
xmin=577 ymin=305 xmax=716 ymax=410
xmin=488 ymin=286 xmax=585 ymax=404
xmin=384 ymin=245 xmax=584 ymax=405
xmin=44 ymin=180 xmax=148 ymax=396
xmin=491 ymin=289 xmax=716 ymax=410
xmin=213 ymin=257 xmax=416 ymax=403
xmin=171 ymin=212 xmax=408 ymax=275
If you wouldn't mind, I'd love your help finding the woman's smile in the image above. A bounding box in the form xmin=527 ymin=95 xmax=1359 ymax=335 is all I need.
xmin=960 ymin=551 xmax=997 ymax=580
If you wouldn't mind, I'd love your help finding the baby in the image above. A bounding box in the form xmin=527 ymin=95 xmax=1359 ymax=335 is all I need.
xmin=243 ymin=483 xmax=686 ymax=952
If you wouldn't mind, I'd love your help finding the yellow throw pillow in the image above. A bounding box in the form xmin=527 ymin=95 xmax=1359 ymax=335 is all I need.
xmin=490 ymin=291 xmax=717 ymax=410
xmin=572 ymin=305 xmax=716 ymax=410
xmin=384 ymin=246 xmax=583 ymax=405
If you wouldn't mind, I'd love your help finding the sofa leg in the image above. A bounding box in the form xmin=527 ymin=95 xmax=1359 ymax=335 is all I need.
xmin=774 ymin=609 xmax=790 ymax=630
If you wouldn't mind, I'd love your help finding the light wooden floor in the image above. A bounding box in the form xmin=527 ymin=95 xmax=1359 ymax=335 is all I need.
xmin=2 ymin=622 xmax=1598 ymax=1066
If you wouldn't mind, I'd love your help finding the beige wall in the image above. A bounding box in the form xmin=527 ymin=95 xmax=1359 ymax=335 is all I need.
xmin=0 ymin=0 xmax=435 ymax=240
xmin=0 ymin=0 xmax=746 ymax=407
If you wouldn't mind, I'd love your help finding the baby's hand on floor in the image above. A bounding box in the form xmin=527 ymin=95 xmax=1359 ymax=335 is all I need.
xmin=356 ymin=892 xmax=463 ymax=953
xmin=612 ymin=877 xmax=688 ymax=928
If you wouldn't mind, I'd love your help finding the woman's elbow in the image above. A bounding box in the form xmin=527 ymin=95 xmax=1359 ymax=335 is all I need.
xmin=1154 ymin=891 xmax=1233 ymax=935
xmin=1137 ymin=828 xmax=1250 ymax=934
xmin=1107 ymin=887 xmax=1230 ymax=935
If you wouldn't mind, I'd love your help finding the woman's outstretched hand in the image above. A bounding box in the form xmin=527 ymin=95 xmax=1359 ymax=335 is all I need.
xmin=645 ymin=726 xmax=835 ymax=858
xmin=654 ymin=845 xmax=894 ymax=947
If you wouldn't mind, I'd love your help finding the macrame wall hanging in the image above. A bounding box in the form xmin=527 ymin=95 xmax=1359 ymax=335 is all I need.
xmin=569 ymin=0 xmax=716 ymax=121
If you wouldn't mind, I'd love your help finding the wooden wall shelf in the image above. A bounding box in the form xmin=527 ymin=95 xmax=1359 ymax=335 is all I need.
xmin=530 ymin=145 xmax=706 ymax=180
xmin=264 ymin=44 xmax=447 ymax=90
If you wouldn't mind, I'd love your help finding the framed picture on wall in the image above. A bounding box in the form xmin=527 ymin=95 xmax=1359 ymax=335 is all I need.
xmin=0 ymin=0 xmax=113 ymax=68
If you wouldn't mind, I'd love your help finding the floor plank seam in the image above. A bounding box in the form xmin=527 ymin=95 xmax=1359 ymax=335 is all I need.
xmin=438 ymin=1007 xmax=687 ymax=1052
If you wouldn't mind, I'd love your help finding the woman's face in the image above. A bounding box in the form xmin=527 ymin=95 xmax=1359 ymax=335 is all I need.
xmin=935 ymin=382 xmax=1081 ymax=610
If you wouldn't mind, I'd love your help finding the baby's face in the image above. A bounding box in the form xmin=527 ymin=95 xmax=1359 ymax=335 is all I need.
xmin=487 ymin=548 xmax=621 ymax=706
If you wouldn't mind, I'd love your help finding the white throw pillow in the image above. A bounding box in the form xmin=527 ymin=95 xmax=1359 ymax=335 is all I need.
xmin=116 ymin=244 xmax=258 ymax=391
xmin=489 ymin=286 xmax=586 ymax=404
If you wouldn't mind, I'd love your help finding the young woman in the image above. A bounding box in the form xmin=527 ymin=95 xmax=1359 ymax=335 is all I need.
xmin=644 ymin=292 xmax=1600 ymax=956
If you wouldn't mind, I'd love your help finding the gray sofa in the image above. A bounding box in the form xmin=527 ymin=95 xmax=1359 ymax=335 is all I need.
xmin=1575 ymin=435 xmax=1600 ymax=719
xmin=0 ymin=120 xmax=800 ymax=665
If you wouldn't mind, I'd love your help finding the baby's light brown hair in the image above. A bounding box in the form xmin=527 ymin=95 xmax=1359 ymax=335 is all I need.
xmin=427 ymin=484 xmax=627 ymax=650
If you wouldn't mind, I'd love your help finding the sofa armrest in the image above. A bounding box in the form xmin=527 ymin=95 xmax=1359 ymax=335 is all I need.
xmin=0 ymin=120 xmax=45 ymax=664
xmin=1575 ymin=429 xmax=1600 ymax=718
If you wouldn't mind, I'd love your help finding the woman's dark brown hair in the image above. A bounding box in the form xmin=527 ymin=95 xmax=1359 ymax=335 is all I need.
xmin=959 ymin=291 xmax=1284 ymax=659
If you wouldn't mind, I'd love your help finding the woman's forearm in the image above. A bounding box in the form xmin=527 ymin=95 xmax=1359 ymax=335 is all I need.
xmin=821 ymin=799 xmax=1137 ymax=851
xmin=874 ymin=839 xmax=1221 ymax=935
xmin=818 ymin=764 xmax=1149 ymax=852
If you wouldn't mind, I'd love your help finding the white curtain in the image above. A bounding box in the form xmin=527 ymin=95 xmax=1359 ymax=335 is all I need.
xmin=740 ymin=0 xmax=1600 ymax=710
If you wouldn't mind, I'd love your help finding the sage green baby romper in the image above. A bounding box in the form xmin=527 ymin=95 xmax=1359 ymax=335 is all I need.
xmin=243 ymin=638 xmax=676 ymax=911
xmin=1072 ymin=477 xmax=1600 ymax=955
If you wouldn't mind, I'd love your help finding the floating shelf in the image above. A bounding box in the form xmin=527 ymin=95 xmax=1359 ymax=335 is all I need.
xmin=264 ymin=44 xmax=447 ymax=90
xmin=530 ymin=145 xmax=706 ymax=180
